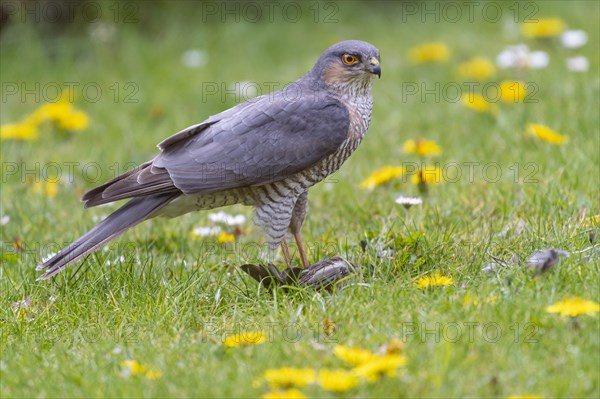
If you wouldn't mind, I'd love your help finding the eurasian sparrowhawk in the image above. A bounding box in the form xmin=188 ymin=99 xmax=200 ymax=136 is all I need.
xmin=37 ymin=40 xmax=381 ymax=279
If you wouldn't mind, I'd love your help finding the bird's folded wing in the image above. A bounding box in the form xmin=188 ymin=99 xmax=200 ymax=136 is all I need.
xmin=155 ymin=95 xmax=349 ymax=193
xmin=82 ymin=93 xmax=349 ymax=207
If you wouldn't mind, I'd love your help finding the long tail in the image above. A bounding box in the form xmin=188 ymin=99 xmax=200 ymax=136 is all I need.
xmin=36 ymin=193 xmax=179 ymax=280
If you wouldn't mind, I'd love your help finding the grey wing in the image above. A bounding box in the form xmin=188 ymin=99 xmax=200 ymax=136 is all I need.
xmin=155 ymin=95 xmax=350 ymax=193
xmin=82 ymin=94 xmax=349 ymax=207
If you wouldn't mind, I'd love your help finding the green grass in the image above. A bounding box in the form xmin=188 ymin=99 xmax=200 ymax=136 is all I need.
xmin=1 ymin=1 xmax=599 ymax=397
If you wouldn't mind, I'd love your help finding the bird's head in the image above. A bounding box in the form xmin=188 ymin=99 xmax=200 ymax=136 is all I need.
xmin=310 ymin=40 xmax=381 ymax=92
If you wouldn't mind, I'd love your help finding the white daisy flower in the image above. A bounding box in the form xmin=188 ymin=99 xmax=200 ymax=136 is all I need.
xmin=207 ymin=211 xmax=246 ymax=225
xmin=496 ymin=44 xmax=549 ymax=70
xmin=112 ymin=346 xmax=123 ymax=355
xmin=192 ymin=226 xmax=222 ymax=237
xmin=88 ymin=22 xmax=117 ymax=43
xmin=566 ymin=56 xmax=589 ymax=72
xmin=561 ymin=30 xmax=588 ymax=49
xmin=395 ymin=195 xmax=423 ymax=208
xmin=181 ymin=49 xmax=208 ymax=68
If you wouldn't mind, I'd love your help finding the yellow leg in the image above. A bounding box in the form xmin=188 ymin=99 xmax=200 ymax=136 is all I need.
xmin=281 ymin=240 xmax=292 ymax=268
xmin=294 ymin=232 xmax=309 ymax=268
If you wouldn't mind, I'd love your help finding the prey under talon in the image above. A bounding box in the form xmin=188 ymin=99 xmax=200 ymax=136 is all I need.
xmin=240 ymin=256 xmax=358 ymax=291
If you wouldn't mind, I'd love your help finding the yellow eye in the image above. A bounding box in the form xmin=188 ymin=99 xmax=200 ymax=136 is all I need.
xmin=342 ymin=54 xmax=358 ymax=65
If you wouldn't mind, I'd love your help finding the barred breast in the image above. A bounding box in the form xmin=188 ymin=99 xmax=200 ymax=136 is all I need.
xmin=252 ymin=93 xmax=373 ymax=247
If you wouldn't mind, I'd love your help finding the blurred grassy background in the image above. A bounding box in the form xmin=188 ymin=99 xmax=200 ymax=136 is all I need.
xmin=1 ymin=1 xmax=599 ymax=398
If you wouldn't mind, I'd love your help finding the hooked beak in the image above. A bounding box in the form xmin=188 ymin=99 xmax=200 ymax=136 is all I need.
xmin=368 ymin=57 xmax=381 ymax=78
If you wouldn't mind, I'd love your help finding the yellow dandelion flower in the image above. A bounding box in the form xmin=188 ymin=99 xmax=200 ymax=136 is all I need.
xmin=461 ymin=94 xmax=498 ymax=115
xmin=223 ymin=331 xmax=266 ymax=348
xmin=411 ymin=166 xmax=444 ymax=186
xmin=380 ymin=338 xmax=404 ymax=356
xmin=464 ymin=293 xmax=499 ymax=306
xmin=458 ymin=57 xmax=496 ymax=80
xmin=416 ymin=273 xmax=454 ymax=289
xmin=463 ymin=294 xmax=480 ymax=306
xmin=30 ymin=101 xmax=89 ymax=131
xmin=545 ymin=297 xmax=600 ymax=317
xmin=262 ymin=368 xmax=316 ymax=389
xmin=317 ymin=369 xmax=360 ymax=392
xmin=2 ymin=98 xmax=88 ymax=140
xmin=217 ymin=232 xmax=235 ymax=244
xmin=30 ymin=102 xmax=72 ymax=125
xmin=145 ymin=369 xmax=162 ymax=380
xmin=15 ymin=308 xmax=27 ymax=320
xmin=120 ymin=360 xmax=161 ymax=380
xmin=403 ymin=139 xmax=442 ymax=157
xmin=352 ymin=354 xmax=408 ymax=382
xmin=57 ymin=109 xmax=89 ymax=130
xmin=499 ymin=80 xmax=527 ymax=103
xmin=408 ymin=42 xmax=450 ymax=64
xmin=11 ymin=299 xmax=31 ymax=321
xmin=45 ymin=181 xmax=59 ymax=198
xmin=333 ymin=345 xmax=377 ymax=367
xmin=521 ymin=17 xmax=565 ymax=38
xmin=359 ymin=166 xmax=404 ymax=190
xmin=262 ymin=389 xmax=307 ymax=399
xmin=487 ymin=294 xmax=499 ymax=305
xmin=31 ymin=181 xmax=59 ymax=198
xmin=322 ymin=319 xmax=336 ymax=336
xmin=583 ymin=214 xmax=599 ymax=227
xmin=120 ymin=360 xmax=146 ymax=375
xmin=526 ymin=124 xmax=569 ymax=145
xmin=0 ymin=121 xmax=39 ymax=141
